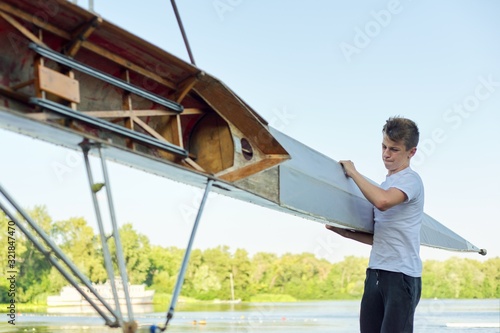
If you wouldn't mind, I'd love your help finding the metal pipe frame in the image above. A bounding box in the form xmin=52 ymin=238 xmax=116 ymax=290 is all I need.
xmin=98 ymin=146 xmax=134 ymax=321
xmin=29 ymin=43 xmax=183 ymax=112
xmin=30 ymin=97 xmax=188 ymax=157
xmin=0 ymin=183 xmax=120 ymax=327
xmin=170 ymin=0 xmax=196 ymax=66
xmin=81 ymin=142 xmax=124 ymax=325
xmin=160 ymin=179 xmax=213 ymax=331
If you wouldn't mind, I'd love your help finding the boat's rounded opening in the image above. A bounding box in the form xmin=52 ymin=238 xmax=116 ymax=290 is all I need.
xmin=241 ymin=138 xmax=253 ymax=160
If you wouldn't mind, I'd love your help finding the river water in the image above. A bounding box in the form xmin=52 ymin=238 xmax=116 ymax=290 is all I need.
xmin=1 ymin=299 xmax=499 ymax=332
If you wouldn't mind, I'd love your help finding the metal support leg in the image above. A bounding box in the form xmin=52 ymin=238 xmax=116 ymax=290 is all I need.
xmin=98 ymin=146 xmax=134 ymax=322
xmin=157 ymin=179 xmax=213 ymax=332
xmin=0 ymin=183 xmax=120 ymax=327
xmin=80 ymin=139 xmax=137 ymax=330
xmin=80 ymin=141 xmax=124 ymax=326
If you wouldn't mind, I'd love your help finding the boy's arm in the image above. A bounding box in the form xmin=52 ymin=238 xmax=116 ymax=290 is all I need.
xmin=325 ymin=225 xmax=373 ymax=245
xmin=339 ymin=160 xmax=406 ymax=211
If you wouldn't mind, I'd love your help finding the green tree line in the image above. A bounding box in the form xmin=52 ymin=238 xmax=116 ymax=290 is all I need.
xmin=0 ymin=207 xmax=498 ymax=303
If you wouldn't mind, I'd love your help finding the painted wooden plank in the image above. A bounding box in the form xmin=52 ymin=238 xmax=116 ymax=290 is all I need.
xmin=38 ymin=66 xmax=80 ymax=103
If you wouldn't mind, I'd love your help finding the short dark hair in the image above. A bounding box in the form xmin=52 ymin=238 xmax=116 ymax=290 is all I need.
xmin=383 ymin=117 xmax=419 ymax=150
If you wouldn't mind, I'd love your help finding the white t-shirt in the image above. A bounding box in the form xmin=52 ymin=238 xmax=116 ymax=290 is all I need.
xmin=368 ymin=167 xmax=424 ymax=277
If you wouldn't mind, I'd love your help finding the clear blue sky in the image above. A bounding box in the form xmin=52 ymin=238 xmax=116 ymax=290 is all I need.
xmin=1 ymin=0 xmax=499 ymax=262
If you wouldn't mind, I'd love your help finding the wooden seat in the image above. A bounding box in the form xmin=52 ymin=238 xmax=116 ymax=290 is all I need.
xmin=37 ymin=65 xmax=80 ymax=104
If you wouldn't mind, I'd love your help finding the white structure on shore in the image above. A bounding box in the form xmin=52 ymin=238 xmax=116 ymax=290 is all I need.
xmin=47 ymin=278 xmax=154 ymax=307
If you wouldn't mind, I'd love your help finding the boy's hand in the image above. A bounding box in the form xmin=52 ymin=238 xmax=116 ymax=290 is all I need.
xmin=339 ymin=160 xmax=357 ymax=178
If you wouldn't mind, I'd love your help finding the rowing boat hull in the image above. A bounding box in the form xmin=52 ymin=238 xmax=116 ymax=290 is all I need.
xmin=0 ymin=0 xmax=483 ymax=254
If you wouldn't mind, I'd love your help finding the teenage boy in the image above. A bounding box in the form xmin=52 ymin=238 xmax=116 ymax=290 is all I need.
xmin=326 ymin=117 xmax=423 ymax=333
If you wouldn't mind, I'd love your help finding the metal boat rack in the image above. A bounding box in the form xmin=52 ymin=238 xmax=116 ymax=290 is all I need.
xmin=0 ymin=140 xmax=214 ymax=332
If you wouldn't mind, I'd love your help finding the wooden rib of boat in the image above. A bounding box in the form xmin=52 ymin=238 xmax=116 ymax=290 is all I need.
xmin=0 ymin=0 xmax=484 ymax=254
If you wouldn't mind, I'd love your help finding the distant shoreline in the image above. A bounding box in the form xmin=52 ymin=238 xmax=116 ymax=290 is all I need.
xmin=2 ymin=296 xmax=500 ymax=313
